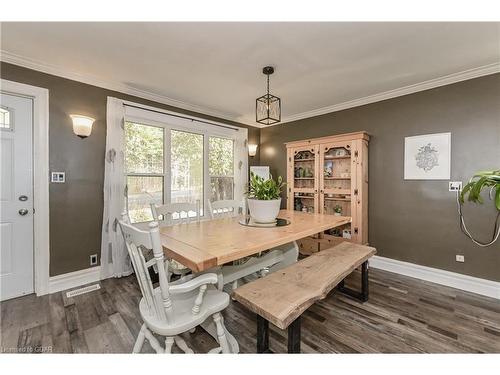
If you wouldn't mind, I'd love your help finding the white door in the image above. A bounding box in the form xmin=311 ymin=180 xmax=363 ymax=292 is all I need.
xmin=0 ymin=93 xmax=34 ymax=301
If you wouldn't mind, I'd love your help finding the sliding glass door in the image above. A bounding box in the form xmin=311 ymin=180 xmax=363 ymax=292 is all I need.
xmin=124 ymin=107 xmax=247 ymax=223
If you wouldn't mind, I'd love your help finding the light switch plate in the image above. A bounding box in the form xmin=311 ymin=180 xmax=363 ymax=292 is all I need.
xmin=456 ymin=255 xmax=465 ymax=263
xmin=51 ymin=172 xmax=65 ymax=183
xmin=90 ymin=254 xmax=98 ymax=266
xmin=449 ymin=181 xmax=462 ymax=192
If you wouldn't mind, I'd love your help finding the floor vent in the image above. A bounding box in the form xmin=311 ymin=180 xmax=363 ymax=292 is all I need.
xmin=66 ymin=283 xmax=101 ymax=298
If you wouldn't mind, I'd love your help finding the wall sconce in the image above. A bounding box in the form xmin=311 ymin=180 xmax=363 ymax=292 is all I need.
xmin=70 ymin=115 xmax=95 ymax=139
xmin=248 ymin=144 xmax=258 ymax=157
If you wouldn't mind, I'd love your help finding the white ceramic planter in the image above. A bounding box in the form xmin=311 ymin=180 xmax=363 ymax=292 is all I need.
xmin=247 ymin=198 xmax=281 ymax=223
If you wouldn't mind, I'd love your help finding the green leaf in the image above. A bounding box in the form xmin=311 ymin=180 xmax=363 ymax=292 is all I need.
xmin=460 ymin=169 xmax=500 ymax=211
xmin=496 ymin=186 xmax=500 ymax=211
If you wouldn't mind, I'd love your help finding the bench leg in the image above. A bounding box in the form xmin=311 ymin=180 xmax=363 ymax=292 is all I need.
xmin=287 ymin=316 xmax=301 ymax=353
xmin=337 ymin=261 xmax=369 ymax=302
xmin=257 ymin=315 xmax=270 ymax=353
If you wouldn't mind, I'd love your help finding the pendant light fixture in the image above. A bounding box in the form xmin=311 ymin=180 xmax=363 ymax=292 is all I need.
xmin=256 ymin=66 xmax=281 ymax=125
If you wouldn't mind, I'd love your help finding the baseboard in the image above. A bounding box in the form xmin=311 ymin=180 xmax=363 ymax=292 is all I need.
xmin=48 ymin=266 xmax=102 ymax=294
xmin=369 ymin=256 xmax=500 ymax=300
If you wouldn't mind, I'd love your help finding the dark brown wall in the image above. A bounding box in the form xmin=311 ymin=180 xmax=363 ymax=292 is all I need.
xmin=0 ymin=62 xmax=260 ymax=276
xmin=260 ymin=74 xmax=500 ymax=282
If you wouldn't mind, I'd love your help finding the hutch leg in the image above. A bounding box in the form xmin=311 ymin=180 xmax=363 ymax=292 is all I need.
xmin=287 ymin=316 xmax=301 ymax=353
xmin=257 ymin=315 xmax=270 ymax=353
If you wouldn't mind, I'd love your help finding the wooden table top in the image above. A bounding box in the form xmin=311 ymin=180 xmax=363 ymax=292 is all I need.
xmin=160 ymin=210 xmax=351 ymax=272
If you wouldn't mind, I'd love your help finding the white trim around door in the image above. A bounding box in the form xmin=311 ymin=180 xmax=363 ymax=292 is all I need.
xmin=1 ymin=79 xmax=50 ymax=296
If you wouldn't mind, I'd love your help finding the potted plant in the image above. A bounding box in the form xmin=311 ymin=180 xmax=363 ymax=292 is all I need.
xmin=459 ymin=169 xmax=500 ymax=246
xmin=247 ymin=173 xmax=286 ymax=223
xmin=333 ymin=205 xmax=342 ymax=216
xmin=460 ymin=170 xmax=500 ymax=209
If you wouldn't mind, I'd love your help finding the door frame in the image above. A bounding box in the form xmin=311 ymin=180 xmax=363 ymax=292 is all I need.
xmin=1 ymin=79 xmax=50 ymax=296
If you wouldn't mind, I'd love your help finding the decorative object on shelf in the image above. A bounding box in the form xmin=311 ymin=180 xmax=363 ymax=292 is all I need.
xmin=301 ymin=206 xmax=308 ymax=213
xmin=458 ymin=169 xmax=500 ymax=247
xmin=329 ymin=228 xmax=342 ymax=237
xmin=334 ymin=205 xmax=342 ymax=216
xmin=304 ymin=168 xmax=313 ymax=178
xmin=404 ymin=132 xmax=451 ymax=180
xmin=342 ymin=229 xmax=352 ymax=239
xmin=70 ymin=114 xmax=95 ymax=139
xmin=324 ymin=161 xmax=333 ymax=177
xmin=256 ymin=66 xmax=281 ymax=125
xmin=294 ymin=199 xmax=303 ymax=211
xmin=247 ymin=172 xmax=285 ymax=223
xmin=307 ymin=206 xmax=314 ymax=213
xmin=248 ymin=144 xmax=258 ymax=157
xmin=335 ymin=149 xmax=347 ymax=157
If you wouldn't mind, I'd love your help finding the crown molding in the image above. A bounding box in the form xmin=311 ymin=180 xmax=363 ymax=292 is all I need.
xmin=0 ymin=50 xmax=255 ymax=127
xmin=279 ymin=62 xmax=500 ymax=126
xmin=2 ymin=50 xmax=498 ymax=129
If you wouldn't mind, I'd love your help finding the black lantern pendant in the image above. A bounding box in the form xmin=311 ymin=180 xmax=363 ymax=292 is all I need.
xmin=256 ymin=66 xmax=281 ymax=125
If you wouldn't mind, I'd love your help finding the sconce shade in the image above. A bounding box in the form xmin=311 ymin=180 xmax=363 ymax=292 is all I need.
xmin=70 ymin=115 xmax=95 ymax=138
xmin=248 ymin=144 xmax=258 ymax=157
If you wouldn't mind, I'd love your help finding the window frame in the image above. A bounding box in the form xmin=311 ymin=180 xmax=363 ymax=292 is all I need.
xmin=124 ymin=103 xmax=248 ymax=223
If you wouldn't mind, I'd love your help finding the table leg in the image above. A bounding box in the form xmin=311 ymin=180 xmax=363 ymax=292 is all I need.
xmin=287 ymin=316 xmax=301 ymax=353
xmin=257 ymin=315 xmax=270 ymax=353
xmin=337 ymin=261 xmax=369 ymax=302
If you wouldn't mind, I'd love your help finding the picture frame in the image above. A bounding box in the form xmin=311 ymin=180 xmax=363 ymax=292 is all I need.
xmin=404 ymin=132 xmax=451 ymax=180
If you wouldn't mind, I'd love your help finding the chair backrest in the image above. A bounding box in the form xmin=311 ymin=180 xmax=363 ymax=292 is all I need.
xmin=150 ymin=200 xmax=201 ymax=225
xmin=118 ymin=213 xmax=174 ymax=323
xmin=207 ymin=199 xmax=246 ymax=219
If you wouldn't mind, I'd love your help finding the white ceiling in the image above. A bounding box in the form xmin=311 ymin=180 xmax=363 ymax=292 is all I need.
xmin=1 ymin=22 xmax=499 ymax=126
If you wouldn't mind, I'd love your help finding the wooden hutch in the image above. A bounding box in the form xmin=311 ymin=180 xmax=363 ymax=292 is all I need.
xmin=285 ymin=131 xmax=369 ymax=254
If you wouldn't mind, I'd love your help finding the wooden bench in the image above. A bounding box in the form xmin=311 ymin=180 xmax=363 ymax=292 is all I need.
xmin=232 ymin=242 xmax=376 ymax=353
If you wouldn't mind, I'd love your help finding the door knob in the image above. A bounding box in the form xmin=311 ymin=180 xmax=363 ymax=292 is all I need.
xmin=18 ymin=209 xmax=29 ymax=216
xmin=19 ymin=195 xmax=28 ymax=201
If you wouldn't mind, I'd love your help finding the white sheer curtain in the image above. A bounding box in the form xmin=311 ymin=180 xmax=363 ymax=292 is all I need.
xmin=100 ymin=97 xmax=133 ymax=279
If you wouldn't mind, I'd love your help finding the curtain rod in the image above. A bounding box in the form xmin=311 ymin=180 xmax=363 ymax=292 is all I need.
xmin=123 ymin=103 xmax=240 ymax=131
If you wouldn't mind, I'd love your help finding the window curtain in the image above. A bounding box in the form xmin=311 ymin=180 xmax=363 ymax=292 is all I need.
xmin=100 ymin=97 xmax=133 ymax=279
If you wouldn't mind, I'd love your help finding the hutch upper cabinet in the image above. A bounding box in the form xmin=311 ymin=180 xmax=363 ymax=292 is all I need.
xmin=285 ymin=131 xmax=369 ymax=253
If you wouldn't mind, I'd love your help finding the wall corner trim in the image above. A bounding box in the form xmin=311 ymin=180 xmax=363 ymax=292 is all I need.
xmin=48 ymin=267 xmax=102 ymax=294
xmin=369 ymin=255 xmax=500 ymax=300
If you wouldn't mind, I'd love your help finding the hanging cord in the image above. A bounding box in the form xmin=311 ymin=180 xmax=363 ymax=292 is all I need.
xmin=456 ymin=189 xmax=500 ymax=247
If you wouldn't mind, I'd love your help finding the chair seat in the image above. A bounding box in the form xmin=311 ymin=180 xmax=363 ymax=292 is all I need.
xmin=139 ymin=285 xmax=230 ymax=336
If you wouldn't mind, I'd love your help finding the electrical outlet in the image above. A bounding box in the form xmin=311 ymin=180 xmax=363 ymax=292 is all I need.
xmin=90 ymin=254 xmax=98 ymax=266
xmin=51 ymin=172 xmax=65 ymax=183
xmin=449 ymin=181 xmax=462 ymax=192
xmin=455 ymin=255 xmax=465 ymax=263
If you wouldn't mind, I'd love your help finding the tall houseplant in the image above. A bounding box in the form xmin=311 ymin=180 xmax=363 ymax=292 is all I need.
xmin=247 ymin=173 xmax=286 ymax=223
xmin=459 ymin=169 xmax=500 ymax=246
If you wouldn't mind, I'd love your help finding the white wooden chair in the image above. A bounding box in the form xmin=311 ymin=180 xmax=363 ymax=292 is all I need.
xmin=118 ymin=214 xmax=231 ymax=354
xmin=150 ymin=201 xmax=201 ymax=279
xmin=150 ymin=200 xmax=201 ymax=225
xmin=207 ymin=199 xmax=246 ymax=219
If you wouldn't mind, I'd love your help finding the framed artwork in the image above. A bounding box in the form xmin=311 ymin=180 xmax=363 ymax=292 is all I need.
xmin=404 ymin=132 xmax=451 ymax=180
xmin=250 ymin=166 xmax=270 ymax=180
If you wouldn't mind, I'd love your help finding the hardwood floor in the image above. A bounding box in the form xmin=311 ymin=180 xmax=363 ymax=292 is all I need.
xmin=1 ymin=268 xmax=499 ymax=353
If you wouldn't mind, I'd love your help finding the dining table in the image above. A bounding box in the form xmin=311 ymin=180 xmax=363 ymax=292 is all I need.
xmin=159 ymin=209 xmax=351 ymax=353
